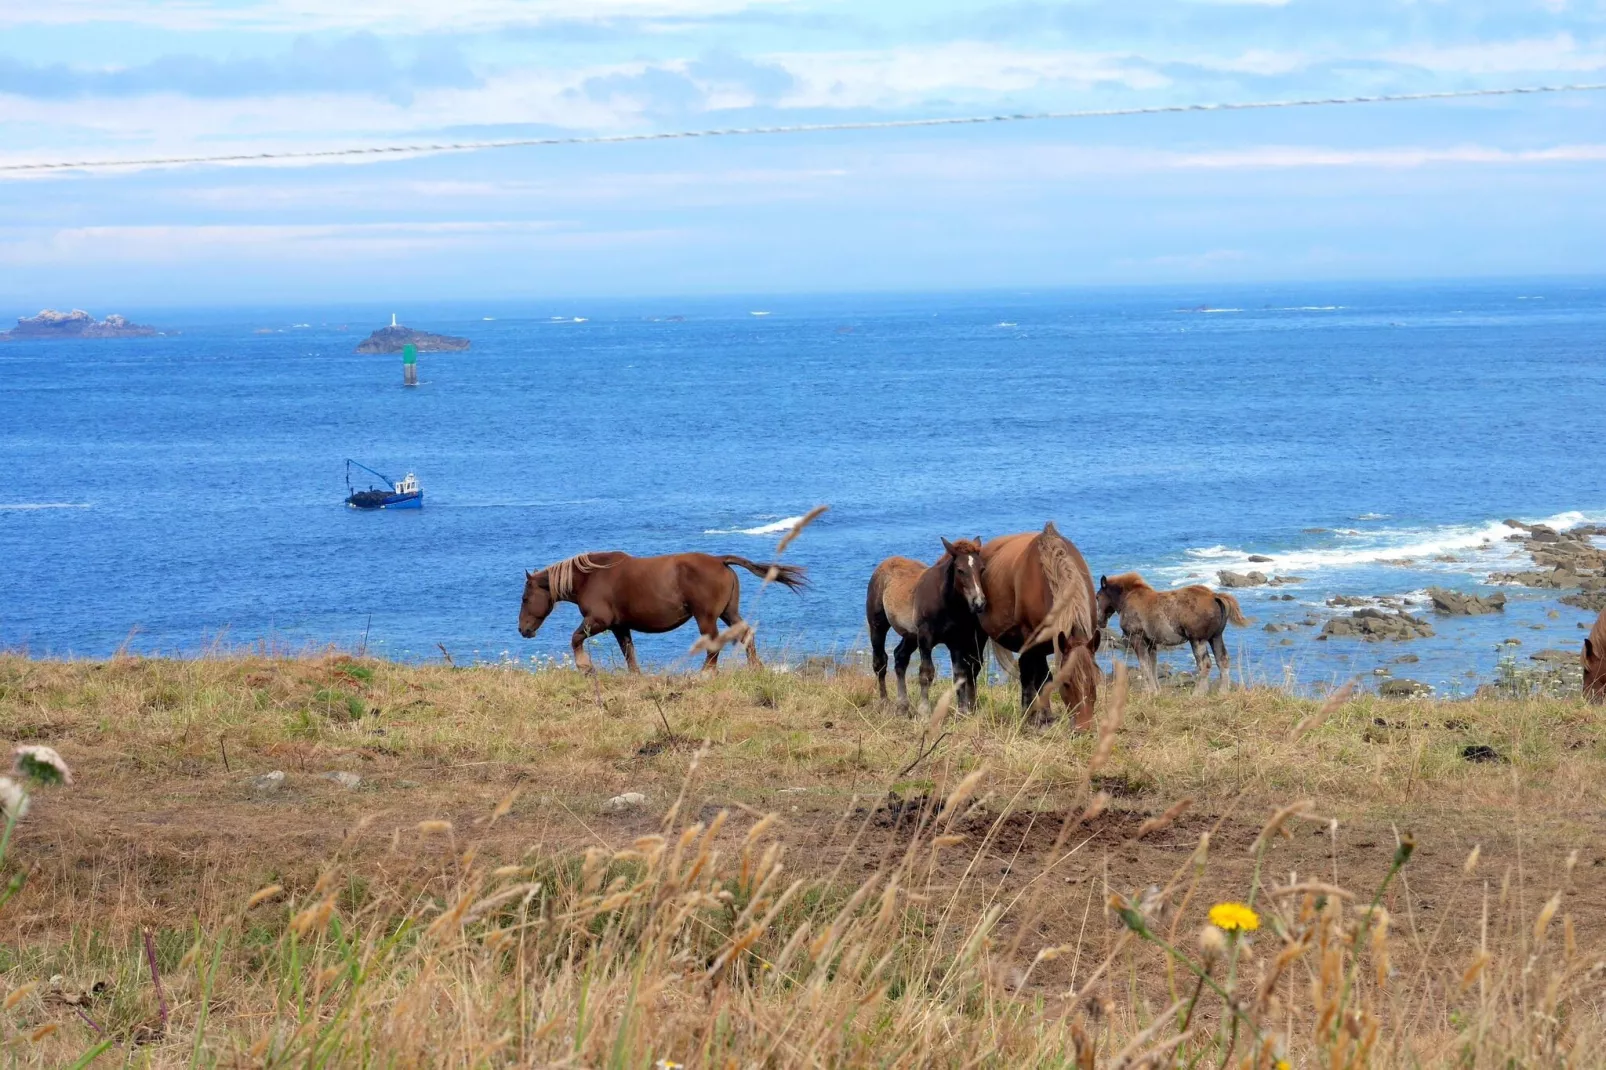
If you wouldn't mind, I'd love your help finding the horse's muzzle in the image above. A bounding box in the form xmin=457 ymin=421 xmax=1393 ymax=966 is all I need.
xmin=969 ymin=596 xmax=988 ymax=614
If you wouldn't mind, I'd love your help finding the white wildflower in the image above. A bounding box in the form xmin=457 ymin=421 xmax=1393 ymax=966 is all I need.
xmin=12 ymin=745 xmax=72 ymax=786
xmin=0 ymin=776 xmax=30 ymax=821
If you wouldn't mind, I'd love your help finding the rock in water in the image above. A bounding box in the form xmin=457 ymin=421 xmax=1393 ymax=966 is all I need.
xmin=1319 ymin=609 xmax=1435 ymax=642
xmin=1217 ymin=570 xmax=1267 ymax=588
xmin=355 ymin=324 xmax=470 ymax=354
xmin=1426 ymin=587 xmax=1506 ymax=616
xmin=4 ymin=309 xmax=157 ymax=339
xmin=1379 ymin=678 xmax=1432 ymax=698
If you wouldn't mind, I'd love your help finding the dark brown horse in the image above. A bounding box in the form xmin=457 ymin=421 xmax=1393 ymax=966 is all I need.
xmin=1097 ymin=572 xmax=1248 ymax=693
xmin=977 ymin=523 xmax=1100 ymax=729
xmin=518 ymin=551 xmax=806 ymax=671
xmin=866 ymin=538 xmax=988 ymax=711
xmin=1585 ymin=608 xmax=1606 ymax=704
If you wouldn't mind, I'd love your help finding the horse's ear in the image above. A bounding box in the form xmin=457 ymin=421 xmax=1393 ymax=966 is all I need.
xmin=526 ymin=570 xmax=533 ymax=579
xmin=941 ymin=537 xmax=956 ymax=555
xmin=974 ymin=536 xmax=982 ymax=548
xmin=1099 ymin=574 xmax=1108 ymax=587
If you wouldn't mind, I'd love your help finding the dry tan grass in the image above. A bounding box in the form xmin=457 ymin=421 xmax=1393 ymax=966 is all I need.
xmin=1 ymin=652 xmax=1603 ymax=1067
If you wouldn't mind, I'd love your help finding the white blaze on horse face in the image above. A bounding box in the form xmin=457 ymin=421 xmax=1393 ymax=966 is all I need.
xmin=965 ymin=554 xmax=986 ymax=610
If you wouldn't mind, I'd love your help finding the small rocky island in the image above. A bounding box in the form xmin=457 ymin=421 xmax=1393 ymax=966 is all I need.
xmin=3 ymin=308 xmax=157 ymax=339
xmin=355 ymin=319 xmax=470 ymax=354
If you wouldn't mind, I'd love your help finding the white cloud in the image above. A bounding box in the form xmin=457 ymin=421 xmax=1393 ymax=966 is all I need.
xmin=0 ymin=0 xmax=796 ymax=31
xmin=1382 ymin=34 xmax=1606 ymax=75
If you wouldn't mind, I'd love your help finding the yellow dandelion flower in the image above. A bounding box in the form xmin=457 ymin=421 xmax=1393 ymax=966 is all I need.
xmin=1274 ymin=1061 xmax=1291 ymax=1070
xmin=1208 ymin=901 xmax=1260 ymax=932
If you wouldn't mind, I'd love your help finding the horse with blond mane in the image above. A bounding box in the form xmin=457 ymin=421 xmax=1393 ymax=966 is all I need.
xmin=976 ymin=522 xmax=1101 ymax=729
xmin=1096 ymin=572 xmax=1246 ymax=693
xmin=518 ymin=551 xmax=806 ymax=671
xmin=866 ymin=537 xmax=988 ymax=712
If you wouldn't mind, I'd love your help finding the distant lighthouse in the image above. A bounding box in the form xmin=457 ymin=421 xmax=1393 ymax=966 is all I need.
xmin=391 ymin=313 xmax=398 ymax=327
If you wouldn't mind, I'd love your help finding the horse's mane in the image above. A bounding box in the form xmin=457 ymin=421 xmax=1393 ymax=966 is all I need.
xmin=1103 ymin=571 xmax=1152 ymax=593
xmin=544 ymin=552 xmax=614 ymax=601
xmin=1025 ymin=522 xmax=1097 ymax=649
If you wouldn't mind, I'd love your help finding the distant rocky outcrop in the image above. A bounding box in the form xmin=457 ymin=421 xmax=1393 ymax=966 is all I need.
xmin=355 ymin=324 xmax=470 ymax=354
xmin=3 ymin=309 xmax=156 ymax=339
xmin=1217 ymin=570 xmax=1267 ymax=588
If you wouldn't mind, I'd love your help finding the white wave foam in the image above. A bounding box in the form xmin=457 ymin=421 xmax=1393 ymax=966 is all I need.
xmin=1165 ymin=509 xmax=1606 ymax=580
xmin=0 ymin=502 xmax=90 ymax=511
xmin=1354 ymin=512 xmax=1390 ymax=521
xmin=705 ymin=515 xmax=805 ymax=536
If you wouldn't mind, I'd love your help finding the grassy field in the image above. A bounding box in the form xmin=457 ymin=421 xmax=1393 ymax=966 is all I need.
xmin=0 ymin=651 xmax=1602 ymax=1067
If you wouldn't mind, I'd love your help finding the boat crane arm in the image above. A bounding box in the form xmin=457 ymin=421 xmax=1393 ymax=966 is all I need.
xmin=345 ymin=458 xmax=397 ymax=491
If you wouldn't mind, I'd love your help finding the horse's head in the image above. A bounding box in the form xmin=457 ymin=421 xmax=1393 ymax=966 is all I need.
xmin=941 ymin=537 xmax=987 ymax=614
xmin=518 ymin=570 xmax=555 ymax=637
xmin=1586 ymin=630 xmax=1606 ymax=703
xmin=1096 ymin=574 xmax=1118 ymax=628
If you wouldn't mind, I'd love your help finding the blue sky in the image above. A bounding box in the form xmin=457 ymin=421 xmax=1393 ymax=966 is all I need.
xmin=1 ymin=0 xmax=1604 ymax=305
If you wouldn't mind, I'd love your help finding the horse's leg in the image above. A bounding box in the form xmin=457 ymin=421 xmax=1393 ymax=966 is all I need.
xmin=570 ymin=619 xmax=603 ymax=672
xmin=1018 ymin=647 xmax=1051 ymax=724
xmin=1188 ymin=639 xmax=1211 ymax=695
xmin=1137 ymin=637 xmax=1161 ymax=691
xmin=613 ymin=627 xmax=641 ymax=674
xmin=870 ymin=616 xmax=891 ymax=701
xmin=1210 ymin=634 xmax=1232 ymax=691
xmin=952 ymin=629 xmax=985 ymax=712
xmin=695 ymin=610 xmax=724 ymax=673
xmin=892 ymin=633 xmax=916 ymax=710
xmin=916 ymin=634 xmax=937 ymax=715
xmin=720 ymin=584 xmax=761 ymax=669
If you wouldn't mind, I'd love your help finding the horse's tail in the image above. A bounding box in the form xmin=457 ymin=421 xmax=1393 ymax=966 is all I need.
xmin=1023 ymin=521 xmax=1097 ymax=650
xmin=1215 ymin=592 xmax=1248 ymax=627
xmin=991 ymin=641 xmax=1020 ymax=680
xmin=721 ymin=555 xmax=809 ymax=590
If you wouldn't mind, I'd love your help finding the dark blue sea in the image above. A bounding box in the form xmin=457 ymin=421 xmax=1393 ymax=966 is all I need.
xmin=5 ymin=282 xmax=1604 ymax=694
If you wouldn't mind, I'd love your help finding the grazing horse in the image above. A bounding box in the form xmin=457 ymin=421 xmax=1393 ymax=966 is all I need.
xmin=977 ymin=523 xmax=1101 ymax=729
xmin=518 ymin=551 xmax=806 ymax=672
xmin=1096 ymin=572 xmax=1247 ymax=693
xmin=1585 ymin=608 xmax=1606 ymax=704
xmin=866 ymin=538 xmax=988 ymax=711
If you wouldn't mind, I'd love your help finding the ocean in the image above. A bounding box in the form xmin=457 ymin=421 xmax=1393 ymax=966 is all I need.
xmin=4 ymin=281 xmax=1604 ymax=694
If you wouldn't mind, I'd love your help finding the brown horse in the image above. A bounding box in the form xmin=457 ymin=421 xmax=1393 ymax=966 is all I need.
xmin=866 ymin=538 xmax=988 ymax=711
xmin=1096 ymin=572 xmax=1247 ymax=693
xmin=518 ymin=551 xmax=806 ymax=671
xmin=1585 ymin=608 xmax=1606 ymax=703
xmin=977 ymin=523 xmax=1101 ymax=729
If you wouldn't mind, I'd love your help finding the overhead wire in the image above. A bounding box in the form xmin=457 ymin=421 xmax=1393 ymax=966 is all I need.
xmin=3 ymin=81 xmax=1604 ymax=174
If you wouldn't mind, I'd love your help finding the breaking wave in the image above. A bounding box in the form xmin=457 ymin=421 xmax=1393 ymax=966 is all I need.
xmin=1167 ymin=509 xmax=1606 ymax=580
xmin=704 ymin=515 xmax=805 ymax=536
xmin=0 ymin=502 xmax=91 ymax=511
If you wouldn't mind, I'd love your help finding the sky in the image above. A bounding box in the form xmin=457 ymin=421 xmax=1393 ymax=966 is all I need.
xmin=1 ymin=0 xmax=1604 ymax=306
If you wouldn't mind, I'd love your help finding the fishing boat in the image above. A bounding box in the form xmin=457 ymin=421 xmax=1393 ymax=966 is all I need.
xmin=344 ymin=459 xmax=423 ymax=510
